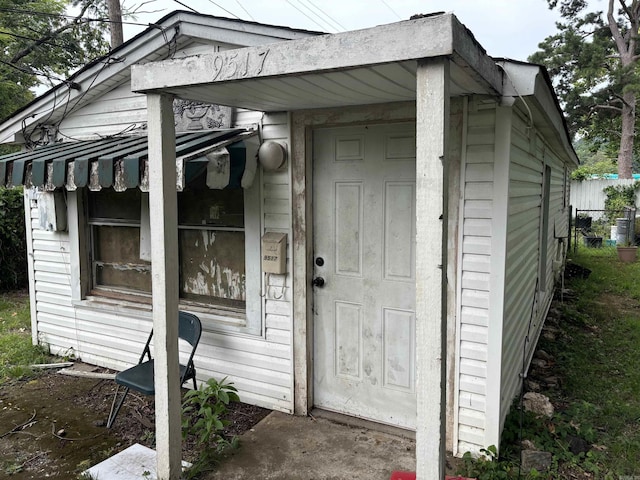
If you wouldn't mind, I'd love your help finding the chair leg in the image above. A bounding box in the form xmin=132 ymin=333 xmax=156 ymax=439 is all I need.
xmin=106 ymin=385 xmax=130 ymax=428
xmin=192 ymin=376 xmax=197 ymax=390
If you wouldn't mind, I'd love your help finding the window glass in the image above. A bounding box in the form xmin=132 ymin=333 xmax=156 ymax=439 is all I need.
xmin=87 ymin=187 xmax=247 ymax=313
xmin=178 ymin=187 xmax=244 ymax=228
xmin=89 ymin=189 xmax=141 ymax=221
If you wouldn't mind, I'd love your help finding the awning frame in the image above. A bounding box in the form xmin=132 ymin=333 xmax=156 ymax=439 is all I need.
xmin=0 ymin=129 xmax=257 ymax=191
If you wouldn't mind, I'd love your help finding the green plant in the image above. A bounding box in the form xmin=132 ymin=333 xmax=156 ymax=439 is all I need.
xmin=0 ymin=187 xmax=28 ymax=291
xmin=181 ymin=377 xmax=240 ymax=478
xmin=571 ymin=159 xmax=617 ymax=181
xmin=0 ymin=291 xmax=52 ymax=384
xmin=603 ymin=182 xmax=640 ymax=226
xmin=182 ymin=377 xmax=239 ymax=446
xmin=459 ymin=445 xmax=517 ymax=480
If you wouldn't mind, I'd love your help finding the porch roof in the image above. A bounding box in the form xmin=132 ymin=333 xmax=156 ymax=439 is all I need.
xmin=0 ymin=129 xmax=257 ymax=191
xmin=131 ymin=13 xmax=504 ymax=111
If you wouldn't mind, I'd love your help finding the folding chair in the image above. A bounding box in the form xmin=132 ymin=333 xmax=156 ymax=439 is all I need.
xmin=106 ymin=311 xmax=202 ymax=428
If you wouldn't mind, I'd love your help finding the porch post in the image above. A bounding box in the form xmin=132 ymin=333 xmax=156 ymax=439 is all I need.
xmin=147 ymin=92 xmax=181 ymax=480
xmin=415 ymin=58 xmax=449 ymax=479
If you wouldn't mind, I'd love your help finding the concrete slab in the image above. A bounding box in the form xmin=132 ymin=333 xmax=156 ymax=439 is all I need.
xmin=204 ymin=411 xmax=416 ymax=480
xmin=83 ymin=443 xmax=191 ymax=480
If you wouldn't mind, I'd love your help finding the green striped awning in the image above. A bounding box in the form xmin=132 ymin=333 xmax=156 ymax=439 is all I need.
xmin=0 ymin=129 xmax=257 ymax=191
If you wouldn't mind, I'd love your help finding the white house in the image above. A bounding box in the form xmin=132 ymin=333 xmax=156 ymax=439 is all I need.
xmin=0 ymin=11 xmax=577 ymax=479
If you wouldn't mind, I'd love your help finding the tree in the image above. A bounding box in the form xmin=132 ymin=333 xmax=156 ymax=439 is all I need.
xmin=530 ymin=0 xmax=640 ymax=178
xmin=0 ymin=0 xmax=110 ymax=122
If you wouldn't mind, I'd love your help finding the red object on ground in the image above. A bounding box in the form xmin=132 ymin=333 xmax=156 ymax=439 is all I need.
xmin=389 ymin=474 xmax=476 ymax=480
xmin=390 ymin=473 xmax=415 ymax=480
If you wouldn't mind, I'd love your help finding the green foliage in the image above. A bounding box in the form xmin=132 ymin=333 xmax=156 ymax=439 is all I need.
xmin=459 ymin=446 xmax=518 ymax=480
xmin=0 ymin=291 xmax=51 ymax=384
xmin=182 ymin=377 xmax=240 ymax=478
xmin=571 ymin=158 xmax=617 ymax=180
xmin=0 ymin=0 xmax=109 ymax=123
xmin=0 ymin=187 xmax=28 ymax=291
xmin=459 ymin=245 xmax=640 ymax=478
xmin=530 ymin=1 xmax=640 ymax=177
xmin=602 ymin=181 xmax=639 ymax=225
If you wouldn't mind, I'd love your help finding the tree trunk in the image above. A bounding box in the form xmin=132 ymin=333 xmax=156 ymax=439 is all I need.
xmin=618 ymin=89 xmax=635 ymax=179
xmin=107 ymin=0 xmax=123 ymax=49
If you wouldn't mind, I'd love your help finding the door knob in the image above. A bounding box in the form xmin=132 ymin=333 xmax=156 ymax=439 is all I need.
xmin=312 ymin=277 xmax=325 ymax=287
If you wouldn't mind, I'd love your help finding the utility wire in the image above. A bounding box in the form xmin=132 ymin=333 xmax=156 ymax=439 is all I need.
xmin=380 ymin=0 xmax=402 ymax=20
xmin=301 ymin=0 xmax=347 ymax=31
xmin=171 ymin=0 xmax=199 ymax=13
xmin=206 ymin=0 xmax=241 ymax=19
xmin=294 ymin=0 xmax=339 ymax=32
xmin=0 ymin=7 xmax=159 ymax=28
xmin=285 ymin=0 xmax=329 ymax=31
xmin=235 ymin=0 xmax=256 ymax=21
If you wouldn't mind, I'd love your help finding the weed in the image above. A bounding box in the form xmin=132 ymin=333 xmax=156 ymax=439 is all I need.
xmin=181 ymin=376 xmax=240 ymax=479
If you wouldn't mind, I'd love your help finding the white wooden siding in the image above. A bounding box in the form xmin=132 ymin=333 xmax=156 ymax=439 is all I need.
xmin=56 ymin=41 xmax=232 ymax=140
xmin=27 ymin=111 xmax=296 ymax=413
xmin=499 ymin=106 xmax=569 ymax=433
xmin=456 ymin=101 xmax=495 ymax=453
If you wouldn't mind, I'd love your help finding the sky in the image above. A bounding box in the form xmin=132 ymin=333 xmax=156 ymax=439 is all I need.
xmin=119 ymin=0 xmax=569 ymax=62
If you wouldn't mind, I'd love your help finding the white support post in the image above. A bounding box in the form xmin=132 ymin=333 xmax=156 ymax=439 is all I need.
xmin=415 ymin=58 xmax=449 ymax=480
xmin=147 ymin=93 xmax=181 ymax=480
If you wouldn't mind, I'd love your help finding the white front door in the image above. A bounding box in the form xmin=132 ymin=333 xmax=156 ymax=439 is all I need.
xmin=312 ymin=123 xmax=417 ymax=429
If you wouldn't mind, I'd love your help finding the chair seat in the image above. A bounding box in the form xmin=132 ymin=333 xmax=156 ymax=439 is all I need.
xmin=115 ymin=360 xmax=191 ymax=396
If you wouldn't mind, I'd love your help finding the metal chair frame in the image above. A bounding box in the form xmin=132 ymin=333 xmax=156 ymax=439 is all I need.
xmin=106 ymin=311 xmax=202 ymax=428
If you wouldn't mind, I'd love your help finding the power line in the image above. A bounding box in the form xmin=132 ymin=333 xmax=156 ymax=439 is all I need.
xmin=171 ymin=0 xmax=199 ymax=13
xmin=380 ymin=0 xmax=402 ymax=20
xmin=206 ymin=0 xmax=241 ymax=19
xmin=0 ymin=7 xmax=158 ymax=29
xmin=300 ymin=0 xmax=347 ymax=31
xmin=285 ymin=0 xmax=329 ymax=32
xmin=235 ymin=0 xmax=256 ymax=21
xmin=294 ymin=0 xmax=340 ymax=32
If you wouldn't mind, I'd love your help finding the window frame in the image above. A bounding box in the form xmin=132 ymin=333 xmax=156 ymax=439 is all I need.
xmin=70 ymin=179 xmax=263 ymax=336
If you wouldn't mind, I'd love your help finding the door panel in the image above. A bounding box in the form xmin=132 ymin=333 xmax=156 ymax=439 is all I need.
xmin=313 ymin=123 xmax=417 ymax=429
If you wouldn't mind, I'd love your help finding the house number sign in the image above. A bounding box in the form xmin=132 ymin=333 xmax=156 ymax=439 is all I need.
xmin=211 ymin=48 xmax=270 ymax=81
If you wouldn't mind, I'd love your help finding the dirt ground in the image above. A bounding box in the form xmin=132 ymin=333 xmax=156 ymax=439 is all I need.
xmin=0 ymin=367 xmax=270 ymax=479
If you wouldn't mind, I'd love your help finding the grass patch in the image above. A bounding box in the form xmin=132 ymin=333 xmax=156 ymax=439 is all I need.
xmin=0 ymin=290 xmax=51 ymax=384
xmin=457 ymin=244 xmax=640 ymax=478
xmin=550 ymin=246 xmax=640 ymax=476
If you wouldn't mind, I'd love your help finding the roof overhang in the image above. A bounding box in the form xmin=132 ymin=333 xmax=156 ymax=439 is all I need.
xmin=0 ymin=129 xmax=258 ymax=191
xmin=0 ymin=11 xmax=319 ymax=145
xmin=131 ymin=13 xmax=503 ymax=111
xmin=497 ymin=60 xmax=579 ymax=168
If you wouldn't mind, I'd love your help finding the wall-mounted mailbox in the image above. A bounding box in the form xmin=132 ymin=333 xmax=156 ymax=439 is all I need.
xmin=261 ymin=232 xmax=287 ymax=274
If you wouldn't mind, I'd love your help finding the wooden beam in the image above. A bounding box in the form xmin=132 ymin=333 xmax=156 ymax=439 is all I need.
xmin=147 ymin=93 xmax=181 ymax=480
xmin=415 ymin=58 xmax=449 ymax=480
xmin=132 ymin=15 xmax=456 ymax=92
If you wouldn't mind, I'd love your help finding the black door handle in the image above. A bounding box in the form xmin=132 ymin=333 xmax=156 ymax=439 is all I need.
xmin=312 ymin=277 xmax=325 ymax=287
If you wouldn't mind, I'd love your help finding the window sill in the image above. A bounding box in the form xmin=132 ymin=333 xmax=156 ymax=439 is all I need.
xmin=73 ymin=293 xmax=251 ymax=331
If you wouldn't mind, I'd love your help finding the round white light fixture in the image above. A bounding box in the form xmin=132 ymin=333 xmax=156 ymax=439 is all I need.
xmin=258 ymin=141 xmax=287 ymax=171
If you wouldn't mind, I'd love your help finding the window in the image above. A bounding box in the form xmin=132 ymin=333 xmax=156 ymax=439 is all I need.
xmin=86 ymin=182 xmax=261 ymax=334
xmin=177 ymin=187 xmax=246 ymax=311
xmin=88 ymin=189 xmax=151 ymax=297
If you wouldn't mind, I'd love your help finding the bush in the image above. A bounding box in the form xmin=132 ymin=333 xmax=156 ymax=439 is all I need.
xmin=602 ymin=181 xmax=640 ymax=226
xmin=0 ymin=188 xmax=28 ymax=291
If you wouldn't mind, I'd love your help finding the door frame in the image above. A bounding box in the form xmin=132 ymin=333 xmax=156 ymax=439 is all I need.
xmin=290 ymin=102 xmax=418 ymax=416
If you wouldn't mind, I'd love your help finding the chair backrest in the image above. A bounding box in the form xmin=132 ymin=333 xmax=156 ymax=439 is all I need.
xmin=178 ymin=311 xmax=202 ymax=348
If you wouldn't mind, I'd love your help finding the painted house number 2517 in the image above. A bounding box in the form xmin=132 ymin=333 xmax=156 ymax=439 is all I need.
xmin=212 ymin=48 xmax=270 ymax=81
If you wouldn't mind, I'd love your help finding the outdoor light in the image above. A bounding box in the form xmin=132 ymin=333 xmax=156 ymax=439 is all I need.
xmin=258 ymin=140 xmax=287 ymax=171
